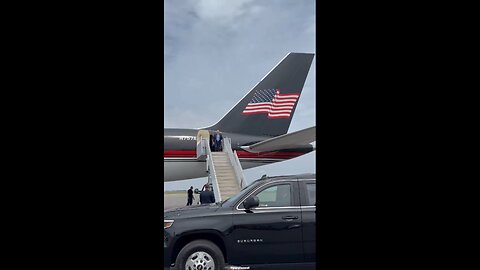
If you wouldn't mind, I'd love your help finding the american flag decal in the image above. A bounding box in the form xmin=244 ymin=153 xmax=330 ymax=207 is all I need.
xmin=242 ymin=89 xmax=300 ymax=118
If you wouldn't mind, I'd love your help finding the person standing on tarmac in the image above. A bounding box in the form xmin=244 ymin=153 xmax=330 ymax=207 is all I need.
xmin=200 ymin=185 xmax=215 ymax=204
xmin=186 ymin=186 xmax=194 ymax=206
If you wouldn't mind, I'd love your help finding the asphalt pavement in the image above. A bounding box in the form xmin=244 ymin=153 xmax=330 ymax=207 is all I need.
xmin=164 ymin=192 xmax=201 ymax=211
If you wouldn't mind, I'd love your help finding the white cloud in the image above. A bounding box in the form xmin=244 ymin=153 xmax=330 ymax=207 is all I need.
xmin=194 ymin=0 xmax=254 ymax=25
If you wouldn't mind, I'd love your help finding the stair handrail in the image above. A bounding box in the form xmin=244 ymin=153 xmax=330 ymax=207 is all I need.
xmin=233 ymin=150 xmax=246 ymax=189
xmin=205 ymin=138 xmax=222 ymax=202
xmin=222 ymin=137 xmax=246 ymax=190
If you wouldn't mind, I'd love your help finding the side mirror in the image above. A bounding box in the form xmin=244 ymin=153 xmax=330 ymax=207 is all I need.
xmin=194 ymin=188 xmax=200 ymax=194
xmin=243 ymin=196 xmax=259 ymax=210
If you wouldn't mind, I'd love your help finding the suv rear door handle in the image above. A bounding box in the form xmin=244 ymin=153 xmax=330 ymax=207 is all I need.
xmin=282 ymin=215 xmax=298 ymax=220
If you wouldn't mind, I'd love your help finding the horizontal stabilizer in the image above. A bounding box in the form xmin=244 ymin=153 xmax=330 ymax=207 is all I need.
xmin=241 ymin=126 xmax=316 ymax=153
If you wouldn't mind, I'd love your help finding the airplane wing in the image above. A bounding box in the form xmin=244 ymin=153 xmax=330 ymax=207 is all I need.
xmin=241 ymin=126 xmax=316 ymax=153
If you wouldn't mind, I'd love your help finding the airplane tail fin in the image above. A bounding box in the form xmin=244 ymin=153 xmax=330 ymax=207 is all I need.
xmin=207 ymin=52 xmax=314 ymax=137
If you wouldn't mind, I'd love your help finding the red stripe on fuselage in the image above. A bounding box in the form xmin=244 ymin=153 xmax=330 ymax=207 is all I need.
xmin=164 ymin=150 xmax=197 ymax=158
xmin=163 ymin=150 xmax=306 ymax=159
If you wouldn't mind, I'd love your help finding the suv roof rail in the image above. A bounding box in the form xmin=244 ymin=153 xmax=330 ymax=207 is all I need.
xmin=254 ymin=173 xmax=316 ymax=182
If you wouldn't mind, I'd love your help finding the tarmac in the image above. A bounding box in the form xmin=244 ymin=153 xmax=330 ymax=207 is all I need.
xmin=164 ymin=192 xmax=201 ymax=211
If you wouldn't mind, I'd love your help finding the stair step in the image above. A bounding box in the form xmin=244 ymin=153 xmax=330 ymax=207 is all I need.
xmin=219 ymin=182 xmax=238 ymax=185
xmin=220 ymin=190 xmax=239 ymax=193
xmin=219 ymin=186 xmax=238 ymax=189
xmin=218 ymin=178 xmax=236 ymax=181
xmin=221 ymin=193 xmax=239 ymax=197
xmin=221 ymin=187 xmax=238 ymax=190
xmin=219 ymin=181 xmax=237 ymax=184
xmin=219 ymin=183 xmax=239 ymax=187
xmin=219 ymin=190 xmax=239 ymax=194
xmin=221 ymin=188 xmax=239 ymax=191
xmin=219 ymin=182 xmax=238 ymax=186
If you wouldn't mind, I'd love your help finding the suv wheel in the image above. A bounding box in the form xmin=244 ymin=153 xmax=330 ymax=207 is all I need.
xmin=174 ymin=239 xmax=225 ymax=270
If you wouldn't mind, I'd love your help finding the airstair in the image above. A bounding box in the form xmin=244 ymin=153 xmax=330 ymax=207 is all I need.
xmin=209 ymin=152 xmax=239 ymax=199
xmin=196 ymin=133 xmax=246 ymax=202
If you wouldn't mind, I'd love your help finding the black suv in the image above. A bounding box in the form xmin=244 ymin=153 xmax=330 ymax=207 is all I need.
xmin=164 ymin=174 xmax=316 ymax=270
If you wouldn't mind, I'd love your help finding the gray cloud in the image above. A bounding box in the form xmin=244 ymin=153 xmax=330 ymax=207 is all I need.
xmin=165 ymin=0 xmax=316 ymax=191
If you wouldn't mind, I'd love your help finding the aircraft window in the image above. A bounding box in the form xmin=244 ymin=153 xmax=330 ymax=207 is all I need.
xmin=255 ymin=184 xmax=291 ymax=207
xmin=305 ymin=183 xmax=316 ymax=206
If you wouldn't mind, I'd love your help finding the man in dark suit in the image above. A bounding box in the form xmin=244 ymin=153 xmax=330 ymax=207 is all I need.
xmin=200 ymin=185 xmax=215 ymax=204
xmin=213 ymin=130 xmax=223 ymax=152
xmin=186 ymin=186 xmax=194 ymax=206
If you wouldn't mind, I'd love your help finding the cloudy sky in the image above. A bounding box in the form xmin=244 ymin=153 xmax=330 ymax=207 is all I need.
xmin=164 ymin=0 xmax=316 ymax=191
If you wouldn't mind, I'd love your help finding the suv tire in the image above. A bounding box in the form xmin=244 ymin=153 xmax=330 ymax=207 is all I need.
xmin=173 ymin=239 xmax=225 ymax=270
